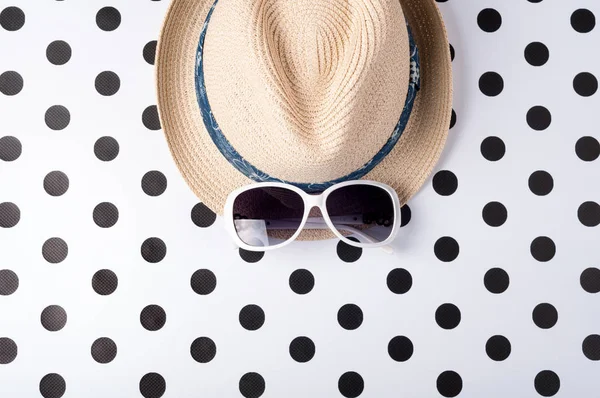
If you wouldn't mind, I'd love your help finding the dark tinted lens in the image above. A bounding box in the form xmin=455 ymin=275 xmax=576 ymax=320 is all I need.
xmin=233 ymin=187 xmax=305 ymax=247
xmin=325 ymin=184 xmax=395 ymax=244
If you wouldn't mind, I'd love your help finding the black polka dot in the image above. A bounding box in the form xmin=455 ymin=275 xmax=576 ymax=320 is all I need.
xmin=0 ymin=71 xmax=23 ymax=96
xmin=449 ymin=43 xmax=455 ymax=61
xmin=435 ymin=303 xmax=461 ymax=330
xmin=479 ymin=72 xmax=504 ymax=96
xmin=94 ymin=136 xmax=119 ymax=161
xmin=39 ymin=373 xmax=66 ymax=398
xmin=434 ymin=237 xmax=459 ymax=262
xmin=432 ymin=170 xmax=458 ymax=196
xmin=400 ymin=205 xmax=412 ymax=227
xmin=45 ymin=105 xmax=70 ymax=130
xmin=46 ymin=41 xmax=71 ymax=65
xmin=337 ymin=237 xmax=362 ymax=263
xmin=528 ymin=171 xmax=553 ymax=196
xmin=484 ymin=268 xmax=509 ymax=294
xmin=437 ymin=371 xmax=462 ymax=397
xmin=239 ymin=304 xmax=265 ymax=331
xmin=0 ymin=7 xmax=25 ymax=31
xmin=450 ymin=109 xmax=456 ymax=129
xmin=0 ymin=269 xmax=19 ymax=296
xmin=0 ymin=202 xmax=20 ymax=228
xmin=91 ymin=337 xmax=117 ymax=364
xmin=289 ymin=336 xmax=315 ymax=363
xmin=96 ymin=7 xmax=121 ymax=31
xmin=571 ymin=9 xmax=595 ymax=33
xmin=481 ymin=136 xmax=505 ymax=161
xmin=191 ymin=202 xmax=216 ymax=228
xmin=95 ymin=71 xmax=120 ymax=96
xmin=478 ymin=8 xmax=502 ymax=32
xmin=289 ymin=269 xmax=314 ymax=295
xmin=144 ymin=40 xmax=157 ymax=65
xmin=525 ymin=42 xmax=549 ymax=66
xmin=239 ymin=248 xmax=264 ymax=263
xmin=338 ymin=372 xmax=364 ymax=398
xmin=386 ymin=268 xmax=412 ymax=294
xmin=528 ymin=0 xmax=543 ymax=2
xmin=575 ymin=136 xmax=600 ymax=161
xmin=44 ymin=171 xmax=69 ymax=196
xmin=44 ymin=161 xmax=66 ymax=190
xmin=139 ymin=373 xmax=166 ymax=398
xmin=141 ymin=237 xmax=166 ymax=263
xmin=388 ymin=336 xmax=413 ymax=362
xmin=142 ymin=105 xmax=161 ymax=130
xmin=532 ymin=303 xmax=558 ymax=329
xmin=42 ymin=238 xmax=68 ymax=264
xmin=92 ymin=269 xmax=118 ymax=295
xmin=0 ymin=337 xmax=17 ymax=364
xmin=142 ymin=170 xmax=167 ymax=196
xmin=93 ymin=202 xmax=118 ymax=228
xmin=582 ymin=334 xmax=600 ymax=361
xmin=0 ymin=136 xmax=22 ymax=161
xmin=534 ymin=370 xmax=560 ymax=397
xmin=482 ymin=201 xmax=507 ymax=227
xmin=41 ymin=305 xmax=67 ymax=331
xmin=330 ymin=238 xmax=360 ymax=263
xmin=190 ymin=269 xmax=216 ymax=295
xmin=573 ymin=72 xmax=598 ymax=97
xmin=530 ymin=236 xmax=556 ymax=262
xmin=190 ymin=337 xmax=216 ymax=363
xmin=526 ymin=106 xmax=551 ymax=131
xmin=239 ymin=372 xmax=265 ymax=398
xmin=580 ymin=267 xmax=600 ymax=293
xmin=140 ymin=305 xmax=166 ymax=331
xmin=578 ymin=201 xmax=600 ymax=227
xmin=337 ymin=304 xmax=363 ymax=330
xmin=486 ymin=335 xmax=511 ymax=361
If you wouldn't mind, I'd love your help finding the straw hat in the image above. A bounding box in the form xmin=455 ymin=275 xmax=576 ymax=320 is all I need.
xmin=156 ymin=0 xmax=452 ymax=226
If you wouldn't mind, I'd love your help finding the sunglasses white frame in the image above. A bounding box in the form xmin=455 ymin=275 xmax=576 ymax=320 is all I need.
xmin=224 ymin=180 xmax=401 ymax=251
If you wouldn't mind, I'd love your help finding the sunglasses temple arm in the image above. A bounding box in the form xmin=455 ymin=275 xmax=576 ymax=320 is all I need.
xmin=263 ymin=220 xmax=393 ymax=254
xmin=305 ymin=223 xmax=394 ymax=254
xmin=304 ymin=222 xmax=377 ymax=244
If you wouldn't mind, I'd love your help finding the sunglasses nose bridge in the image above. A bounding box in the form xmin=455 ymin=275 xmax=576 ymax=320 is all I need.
xmin=304 ymin=193 xmax=323 ymax=209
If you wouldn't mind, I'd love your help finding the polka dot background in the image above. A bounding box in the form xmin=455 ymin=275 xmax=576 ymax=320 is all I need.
xmin=0 ymin=0 xmax=599 ymax=397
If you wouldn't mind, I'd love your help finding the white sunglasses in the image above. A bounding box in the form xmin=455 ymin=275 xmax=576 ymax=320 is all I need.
xmin=224 ymin=181 xmax=401 ymax=252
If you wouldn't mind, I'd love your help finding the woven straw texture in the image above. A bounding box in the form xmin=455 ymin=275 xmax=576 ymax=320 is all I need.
xmin=203 ymin=0 xmax=409 ymax=182
xmin=156 ymin=0 xmax=452 ymax=239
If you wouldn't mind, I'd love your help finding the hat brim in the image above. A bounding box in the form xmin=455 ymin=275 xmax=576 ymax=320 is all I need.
xmin=156 ymin=0 xmax=452 ymax=239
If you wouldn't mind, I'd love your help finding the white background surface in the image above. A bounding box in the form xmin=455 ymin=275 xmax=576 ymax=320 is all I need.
xmin=1 ymin=0 xmax=599 ymax=397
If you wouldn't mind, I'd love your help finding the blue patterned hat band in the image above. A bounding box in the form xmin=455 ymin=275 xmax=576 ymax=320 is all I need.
xmin=195 ymin=0 xmax=421 ymax=193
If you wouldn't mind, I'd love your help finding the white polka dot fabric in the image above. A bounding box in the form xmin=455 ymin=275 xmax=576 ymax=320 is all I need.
xmin=1 ymin=0 xmax=600 ymax=397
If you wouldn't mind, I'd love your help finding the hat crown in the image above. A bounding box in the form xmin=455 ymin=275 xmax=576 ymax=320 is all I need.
xmin=203 ymin=0 xmax=410 ymax=183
